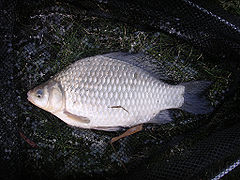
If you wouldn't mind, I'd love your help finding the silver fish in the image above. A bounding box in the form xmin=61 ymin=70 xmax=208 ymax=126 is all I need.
xmin=27 ymin=52 xmax=212 ymax=131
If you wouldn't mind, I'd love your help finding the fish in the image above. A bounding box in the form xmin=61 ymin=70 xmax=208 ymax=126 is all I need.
xmin=27 ymin=52 xmax=213 ymax=131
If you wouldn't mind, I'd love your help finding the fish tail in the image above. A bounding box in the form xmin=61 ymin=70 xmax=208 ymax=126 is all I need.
xmin=180 ymin=81 xmax=213 ymax=114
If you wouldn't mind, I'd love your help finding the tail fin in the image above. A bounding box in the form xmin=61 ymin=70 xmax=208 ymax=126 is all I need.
xmin=180 ymin=81 xmax=213 ymax=114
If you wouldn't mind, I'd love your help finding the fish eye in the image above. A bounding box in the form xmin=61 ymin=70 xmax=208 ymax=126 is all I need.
xmin=36 ymin=89 xmax=43 ymax=98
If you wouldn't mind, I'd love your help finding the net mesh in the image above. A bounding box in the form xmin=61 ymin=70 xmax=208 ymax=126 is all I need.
xmin=76 ymin=0 xmax=240 ymax=61
xmin=0 ymin=0 xmax=240 ymax=179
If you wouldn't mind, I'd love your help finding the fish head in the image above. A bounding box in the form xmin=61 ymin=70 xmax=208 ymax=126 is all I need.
xmin=27 ymin=80 xmax=64 ymax=113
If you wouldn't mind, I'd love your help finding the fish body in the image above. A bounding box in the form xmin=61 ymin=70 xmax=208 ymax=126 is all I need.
xmin=27 ymin=52 xmax=212 ymax=131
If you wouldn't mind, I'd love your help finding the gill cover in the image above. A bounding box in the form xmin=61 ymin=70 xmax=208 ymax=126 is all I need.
xmin=47 ymin=81 xmax=64 ymax=113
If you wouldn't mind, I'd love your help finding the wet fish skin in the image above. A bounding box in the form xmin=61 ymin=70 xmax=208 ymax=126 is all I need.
xmin=27 ymin=52 xmax=212 ymax=131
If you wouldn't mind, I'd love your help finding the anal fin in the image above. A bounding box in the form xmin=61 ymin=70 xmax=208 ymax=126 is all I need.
xmin=63 ymin=110 xmax=90 ymax=124
xmin=147 ymin=110 xmax=173 ymax=124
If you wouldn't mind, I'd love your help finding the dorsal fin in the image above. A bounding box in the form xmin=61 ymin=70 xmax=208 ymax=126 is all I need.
xmin=103 ymin=52 xmax=171 ymax=81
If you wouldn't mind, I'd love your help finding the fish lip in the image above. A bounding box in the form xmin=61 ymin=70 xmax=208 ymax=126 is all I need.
xmin=27 ymin=90 xmax=42 ymax=108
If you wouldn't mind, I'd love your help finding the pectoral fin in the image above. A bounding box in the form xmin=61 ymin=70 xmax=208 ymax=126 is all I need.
xmin=63 ymin=110 xmax=90 ymax=124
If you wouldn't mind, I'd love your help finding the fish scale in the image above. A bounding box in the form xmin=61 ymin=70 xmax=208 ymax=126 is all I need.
xmin=53 ymin=55 xmax=184 ymax=128
xmin=28 ymin=52 xmax=212 ymax=131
